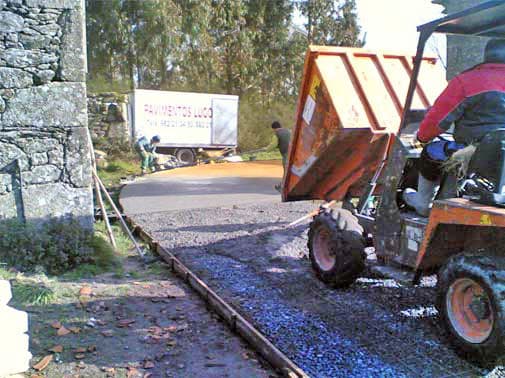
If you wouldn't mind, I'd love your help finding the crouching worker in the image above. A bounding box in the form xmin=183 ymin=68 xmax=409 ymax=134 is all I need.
xmin=135 ymin=135 xmax=161 ymax=174
xmin=404 ymin=38 xmax=505 ymax=216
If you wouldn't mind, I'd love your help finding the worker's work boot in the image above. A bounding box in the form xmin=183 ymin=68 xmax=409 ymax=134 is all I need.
xmin=402 ymin=175 xmax=440 ymax=217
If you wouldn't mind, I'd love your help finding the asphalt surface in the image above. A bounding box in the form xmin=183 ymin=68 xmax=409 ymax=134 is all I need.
xmin=120 ymin=162 xmax=505 ymax=378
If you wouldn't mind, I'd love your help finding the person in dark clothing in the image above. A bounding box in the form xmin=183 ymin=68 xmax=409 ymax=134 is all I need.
xmin=404 ymin=38 xmax=505 ymax=216
xmin=135 ymin=135 xmax=161 ymax=174
xmin=267 ymin=121 xmax=291 ymax=192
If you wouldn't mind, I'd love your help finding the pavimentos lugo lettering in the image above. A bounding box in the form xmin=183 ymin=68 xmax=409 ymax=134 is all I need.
xmin=143 ymin=104 xmax=213 ymax=118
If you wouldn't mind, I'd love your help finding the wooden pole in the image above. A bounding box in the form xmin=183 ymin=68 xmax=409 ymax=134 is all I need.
xmin=93 ymin=170 xmax=145 ymax=258
xmin=287 ymin=200 xmax=337 ymax=227
xmin=85 ymin=128 xmax=117 ymax=249
xmin=94 ymin=175 xmax=117 ymax=249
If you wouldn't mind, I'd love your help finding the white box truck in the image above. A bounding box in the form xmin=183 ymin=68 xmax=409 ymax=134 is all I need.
xmin=129 ymin=89 xmax=239 ymax=163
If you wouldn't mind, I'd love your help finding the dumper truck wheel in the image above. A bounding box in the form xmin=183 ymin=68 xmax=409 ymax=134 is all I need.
xmin=176 ymin=148 xmax=195 ymax=164
xmin=436 ymin=253 xmax=505 ymax=363
xmin=308 ymin=208 xmax=366 ymax=288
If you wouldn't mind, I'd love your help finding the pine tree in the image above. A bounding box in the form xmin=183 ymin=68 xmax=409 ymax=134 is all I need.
xmin=296 ymin=0 xmax=363 ymax=46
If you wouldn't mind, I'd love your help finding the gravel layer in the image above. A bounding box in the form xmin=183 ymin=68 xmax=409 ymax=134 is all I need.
xmin=132 ymin=201 xmax=505 ymax=378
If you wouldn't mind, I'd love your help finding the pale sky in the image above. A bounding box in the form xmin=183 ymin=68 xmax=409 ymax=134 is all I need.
xmin=294 ymin=0 xmax=447 ymax=67
xmin=356 ymin=0 xmax=447 ymax=65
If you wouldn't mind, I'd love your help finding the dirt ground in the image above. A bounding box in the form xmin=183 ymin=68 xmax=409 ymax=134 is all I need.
xmin=21 ymin=254 xmax=275 ymax=378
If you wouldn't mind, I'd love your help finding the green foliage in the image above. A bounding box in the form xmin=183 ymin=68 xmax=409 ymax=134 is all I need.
xmin=238 ymin=97 xmax=296 ymax=151
xmin=86 ymin=0 xmax=362 ymax=150
xmin=297 ymin=0 xmax=363 ymax=46
xmin=12 ymin=281 xmax=56 ymax=305
xmin=94 ymin=220 xmax=133 ymax=256
xmin=0 ymin=266 xmax=15 ymax=280
xmin=0 ymin=219 xmax=94 ymax=276
xmin=62 ymin=232 xmax=123 ymax=280
xmin=93 ymin=136 xmax=137 ymax=160
xmin=241 ymin=150 xmax=282 ymax=161
xmin=97 ymin=159 xmax=140 ymax=186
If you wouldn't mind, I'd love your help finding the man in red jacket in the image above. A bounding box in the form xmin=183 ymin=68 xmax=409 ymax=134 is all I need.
xmin=403 ymin=38 xmax=505 ymax=216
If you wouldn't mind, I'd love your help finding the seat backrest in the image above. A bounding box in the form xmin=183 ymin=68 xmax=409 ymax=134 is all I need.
xmin=467 ymin=129 xmax=505 ymax=206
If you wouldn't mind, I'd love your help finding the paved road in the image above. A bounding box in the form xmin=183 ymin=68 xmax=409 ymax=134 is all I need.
xmin=120 ymin=161 xmax=283 ymax=214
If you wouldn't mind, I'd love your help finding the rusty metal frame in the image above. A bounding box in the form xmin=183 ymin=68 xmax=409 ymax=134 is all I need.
xmin=125 ymin=216 xmax=309 ymax=378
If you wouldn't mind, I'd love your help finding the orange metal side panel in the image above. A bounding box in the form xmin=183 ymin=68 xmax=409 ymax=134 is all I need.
xmin=283 ymin=46 xmax=447 ymax=202
xmin=416 ymin=198 xmax=505 ymax=269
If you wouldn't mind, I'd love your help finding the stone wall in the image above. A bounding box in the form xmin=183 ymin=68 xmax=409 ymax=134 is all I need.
xmin=88 ymin=92 xmax=129 ymax=142
xmin=0 ymin=0 xmax=93 ymax=228
xmin=433 ymin=0 xmax=490 ymax=79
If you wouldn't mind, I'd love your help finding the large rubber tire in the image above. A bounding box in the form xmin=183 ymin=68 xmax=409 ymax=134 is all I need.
xmin=436 ymin=253 xmax=505 ymax=364
xmin=308 ymin=208 xmax=366 ymax=288
xmin=175 ymin=148 xmax=195 ymax=164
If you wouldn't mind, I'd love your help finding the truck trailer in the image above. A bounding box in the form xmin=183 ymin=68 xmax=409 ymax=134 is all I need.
xmin=129 ymin=89 xmax=239 ymax=163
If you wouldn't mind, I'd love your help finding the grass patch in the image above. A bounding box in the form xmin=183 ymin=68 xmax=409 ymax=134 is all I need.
xmin=12 ymin=280 xmax=56 ymax=306
xmin=95 ymin=221 xmax=133 ymax=254
xmin=0 ymin=266 xmax=15 ymax=280
xmin=62 ymin=221 xmax=134 ymax=280
xmin=97 ymin=159 xmax=139 ymax=187
xmin=62 ymin=232 xmax=123 ymax=280
xmin=241 ymin=150 xmax=282 ymax=161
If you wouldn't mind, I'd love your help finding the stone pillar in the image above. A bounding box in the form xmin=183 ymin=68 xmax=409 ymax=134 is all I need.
xmin=0 ymin=280 xmax=31 ymax=376
xmin=433 ymin=0 xmax=490 ymax=79
xmin=0 ymin=0 xmax=93 ymax=228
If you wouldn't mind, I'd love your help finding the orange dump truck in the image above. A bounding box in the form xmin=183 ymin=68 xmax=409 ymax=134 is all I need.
xmin=284 ymin=5 xmax=505 ymax=362
xmin=283 ymin=46 xmax=446 ymax=202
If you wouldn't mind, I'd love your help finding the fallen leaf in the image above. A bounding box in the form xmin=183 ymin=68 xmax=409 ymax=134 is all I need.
xmin=101 ymin=330 xmax=114 ymax=337
xmin=149 ymin=326 xmax=162 ymax=335
xmin=164 ymin=325 xmax=177 ymax=333
xmin=127 ymin=367 xmax=139 ymax=378
xmin=57 ymin=326 xmax=71 ymax=336
xmin=166 ymin=340 xmax=177 ymax=347
xmin=151 ymin=298 xmax=161 ymax=303
xmin=144 ymin=373 xmax=153 ymax=378
xmin=74 ymin=347 xmax=87 ymax=353
xmin=101 ymin=367 xmax=115 ymax=373
xmin=33 ymin=355 xmax=53 ymax=371
xmin=48 ymin=344 xmax=63 ymax=353
xmin=79 ymin=286 xmax=92 ymax=296
xmin=87 ymin=345 xmax=97 ymax=352
xmin=97 ymin=319 xmax=107 ymax=326
xmin=143 ymin=360 xmax=155 ymax=369
xmin=50 ymin=321 xmax=62 ymax=329
xmin=117 ymin=319 xmax=136 ymax=328
xmin=74 ymin=353 xmax=86 ymax=360
xmin=69 ymin=326 xmax=81 ymax=334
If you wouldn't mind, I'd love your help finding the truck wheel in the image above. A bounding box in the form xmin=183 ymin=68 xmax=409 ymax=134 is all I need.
xmin=176 ymin=149 xmax=195 ymax=164
xmin=436 ymin=253 xmax=505 ymax=363
xmin=308 ymin=208 xmax=366 ymax=288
